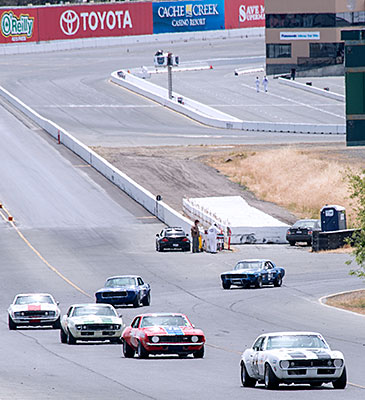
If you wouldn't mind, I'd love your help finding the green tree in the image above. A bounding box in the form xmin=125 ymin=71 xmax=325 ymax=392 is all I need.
xmin=347 ymin=170 xmax=365 ymax=278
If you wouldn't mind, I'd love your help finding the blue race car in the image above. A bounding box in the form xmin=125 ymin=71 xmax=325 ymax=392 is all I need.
xmin=95 ymin=276 xmax=151 ymax=307
xmin=221 ymin=259 xmax=285 ymax=289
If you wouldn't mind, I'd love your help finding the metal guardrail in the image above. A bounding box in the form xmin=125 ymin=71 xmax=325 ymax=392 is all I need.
xmin=312 ymin=229 xmax=360 ymax=252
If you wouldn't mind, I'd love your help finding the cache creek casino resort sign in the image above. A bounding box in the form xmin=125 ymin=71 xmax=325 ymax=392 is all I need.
xmin=153 ymin=0 xmax=225 ymax=33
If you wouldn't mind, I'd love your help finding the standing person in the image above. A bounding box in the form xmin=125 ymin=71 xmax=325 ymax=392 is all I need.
xmin=262 ymin=76 xmax=268 ymax=92
xmin=207 ymin=223 xmax=219 ymax=253
xmin=191 ymin=220 xmax=200 ymax=253
xmin=255 ymin=76 xmax=260 ymax=93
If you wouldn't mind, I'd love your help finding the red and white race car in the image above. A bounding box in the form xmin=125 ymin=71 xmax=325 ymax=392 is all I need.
xmin=8 ymin=293 xmax=61 ymax=329
xmin=122 ymin=313 xmax=205 ymax=358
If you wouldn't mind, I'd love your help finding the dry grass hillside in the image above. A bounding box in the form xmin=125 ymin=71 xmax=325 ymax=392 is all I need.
xmin=208 ymin=144 xmax=363 ymax=226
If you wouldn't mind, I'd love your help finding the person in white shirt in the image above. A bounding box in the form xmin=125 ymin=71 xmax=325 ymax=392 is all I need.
xmin=262 ymin=76 xmax=268 ymax=92
xmin=255 ymin=76 xmax=260 ymax=93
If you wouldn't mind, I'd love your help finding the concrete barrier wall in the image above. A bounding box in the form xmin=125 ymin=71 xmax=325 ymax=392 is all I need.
xmin=278 ymin=77 xmax=345 ymax=102
xmin=0 ymin=85 xmax=194 ymax=234
xmin=112 ymin=70 xmax=346 ymax=134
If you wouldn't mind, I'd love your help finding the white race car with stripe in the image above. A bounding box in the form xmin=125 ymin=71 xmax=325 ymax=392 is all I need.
xmin=60 ymin=303 xmax=124 ymax=344
xmin=8 ymin=293 xmax=61 ymax=329
xmin=240 ymin=332 xmax=346 ymax=389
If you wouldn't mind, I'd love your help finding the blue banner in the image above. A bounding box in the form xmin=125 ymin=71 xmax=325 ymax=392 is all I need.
xmin=153 ymin=0 xmax=225 ymax=34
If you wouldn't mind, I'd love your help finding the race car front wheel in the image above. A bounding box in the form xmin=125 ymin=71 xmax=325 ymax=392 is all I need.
xmin=8 ymin=316 xmax=17 ymax=330
xmin=67 ymin=329 xmax=77 ymax=345
xmin=240 ymin=363 xmax=256 ymax=387
xmin=332 ymin=366 xmax=347 ymax=389
xmin=193 ymin=345 xmax=205 ymax=359
xmin=60 ymin=328 xmax=67 ymax=343
xmin=264 ymin=364 xmax=279 ymax=390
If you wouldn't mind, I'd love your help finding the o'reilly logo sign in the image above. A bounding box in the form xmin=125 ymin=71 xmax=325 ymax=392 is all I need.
xmin=1 ymin=11 xmax=34 ymax=40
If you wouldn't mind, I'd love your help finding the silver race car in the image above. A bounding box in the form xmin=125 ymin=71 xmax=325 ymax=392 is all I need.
xmin=8 ymin=293 xmax=61 ymax=329
xmin=60 ymin=303 xmax=124 ymax=344
xmin=240 ymin=332 xmax=346 ymax=390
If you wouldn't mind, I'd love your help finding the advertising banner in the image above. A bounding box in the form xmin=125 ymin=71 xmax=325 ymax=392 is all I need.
xmin=225 ymin=0 xmax=265 ymax=30
xmin=153 ymin=0 xmax=225 ymax=34
xmin=0 ymin=8 xmax=39 ymax=43
xmin=38 ymin=2 xmax=152 ymax=41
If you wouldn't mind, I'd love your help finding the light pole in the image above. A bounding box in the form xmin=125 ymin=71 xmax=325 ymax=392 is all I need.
xmin=154 ymin=50 xmax=179 ymax=100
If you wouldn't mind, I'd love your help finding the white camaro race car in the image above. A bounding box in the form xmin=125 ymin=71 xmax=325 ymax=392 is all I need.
xmin=8 ymin=293 xmax=61 ymax=329
xmin=60 ymin=303 xmax=124 ymax=344
xmin=240 ymin=332 xmax=346 ymax=390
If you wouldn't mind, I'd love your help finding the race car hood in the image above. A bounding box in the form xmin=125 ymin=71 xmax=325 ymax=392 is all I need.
xmin=221 ymin=269 xmax=258 ymax=276
xmin=10 ymin=304 xmax=59 ymax=312
xmin=69 ymin=315 xmax=122 ymax=325
xmin=268 ymin=348 xmax=344 ymax=360
xmin=96 ymin=286 xmax=137 ymax=294
xmin=141 ymin=326 xmax=204 ymax=336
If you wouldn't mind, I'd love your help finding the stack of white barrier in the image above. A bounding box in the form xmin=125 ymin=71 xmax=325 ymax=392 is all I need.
xmin=183 ymin=196 xmax=289 ymax=244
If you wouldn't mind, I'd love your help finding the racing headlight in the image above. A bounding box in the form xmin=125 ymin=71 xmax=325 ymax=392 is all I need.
xmin=191 ymin=335 xmax=199 ymax=343
xmin=280 ymin=360 xmax=290 ymax=369
xmin=333 ymin=359 xmax=343 ymax=367
xmin=151 ymin=336 xmax=160 ymax=343
xmin=76 ymin=325 xmax=82 ymax=330
xmin=114 ymin=325 xmax=121 ymax=330
xmin=14 ymin=312 xmax=22 ymax=317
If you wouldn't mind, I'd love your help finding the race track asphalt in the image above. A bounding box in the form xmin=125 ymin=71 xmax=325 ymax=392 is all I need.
xmin=0 ymin=36 xmax=344 ymax=146
xmin=0 ymin=36 xmax=363 ymax=399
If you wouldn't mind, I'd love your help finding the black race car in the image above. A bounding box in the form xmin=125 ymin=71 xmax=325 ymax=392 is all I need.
xmin=156 ymin=227 xmax=191 ymax=252
xmin=286 ymin=219 xmax=321 ymax=246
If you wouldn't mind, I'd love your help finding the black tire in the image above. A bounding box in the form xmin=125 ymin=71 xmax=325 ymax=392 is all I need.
xmin=264 ymin=364 xmax=279 ymax=390
xmin=133 ymin=295 xmax=140 ymax=308
xmin=8 ymin=316 xmax=17 ymax=330
xmin=142 ymin=293 xmax=151 ymax=306
xmin=137 ymin=341 xmax=149 ymax=358
xmin=60 ymin=328 xmax=67 ymax=343
xmin=193 ymin=345 xmax=204 ymax=359
xmin=310 ymin=382 xmax=323 ymax=387
xmin=240 ymin=362 xmax=256 ymax=387
xmin=255 ymin=277 xmax=263 ymax=289
xmin=273 ymin=275 xmax=282 ymax=287
xmin=222 ymin=281 xmax=231 ymax=290
xmin=123 ymin=340 xmax=135 ymax=358
xmin=332 ymin=366 xmax=347 ymax=389
xmin=67 ymin=329 xmax=77 ymax=345
xmin=157 ymin=243 xmax=163 ymax=252
xmin=289 ymin=241 xmax=295 ymax=246
xmin=307 ymin=240 xmax=312 ymax=246
xmin=53 ymin=317 xmax=61 ymax=329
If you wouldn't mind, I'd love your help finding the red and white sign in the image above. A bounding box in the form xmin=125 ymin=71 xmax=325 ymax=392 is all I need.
xmin=0 ymin=8 xmax=39 ymax=43
xmin=225 ymin=0 xmax=265 ymax=29
xmin=38 ymin=3 xmax=152 ymax=41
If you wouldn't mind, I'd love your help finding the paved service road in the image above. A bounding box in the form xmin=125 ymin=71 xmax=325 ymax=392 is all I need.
xmin=0 ymin=100 xmax=364 ymax=399
xmin=0 ymin=37 xmax=344 ymax=147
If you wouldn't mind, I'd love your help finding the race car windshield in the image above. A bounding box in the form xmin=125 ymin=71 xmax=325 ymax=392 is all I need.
xmin=15 ymin=295 xmax=54 ymax=305
xmin=266 ymin=335 xmax=328 ymax=350
xmin=140 ymin=315 xmax=190 ymax=328
xmin=105 ymin=277 xmax=136 ymax=287
xmin=234 ymin=261 xmax=263 ymax=271
xmin=73 ymin=306 xmax=117 ymax=317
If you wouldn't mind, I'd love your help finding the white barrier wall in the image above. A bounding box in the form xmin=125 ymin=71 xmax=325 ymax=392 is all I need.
xmin=0 ymin=85 xmax=194 ymax=235
xmin=111 ymin=70 xmax=345 ymax=134
xmin=183 ymin=196 xmax=289 ymax=244
xmin=278 ymin=77 xmax=345 ymax=102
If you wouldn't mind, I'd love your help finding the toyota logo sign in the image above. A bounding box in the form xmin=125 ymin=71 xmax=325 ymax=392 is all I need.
xmin=60 ymin=10 xmax=80 ymax=36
